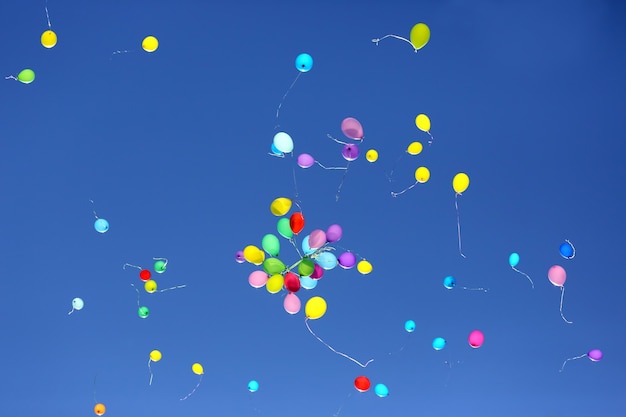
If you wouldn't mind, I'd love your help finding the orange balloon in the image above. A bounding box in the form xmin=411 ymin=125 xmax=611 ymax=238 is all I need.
xmin=94 ymin=403 xmax=106 ymax=415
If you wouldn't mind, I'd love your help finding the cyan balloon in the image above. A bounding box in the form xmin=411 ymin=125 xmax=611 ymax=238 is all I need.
xmin=443 ymin=276 xmax=456 ymax=290
xmin=300 ymin=276 xmax=318 ymax=290
xmin=270 ymin=143 xmax=283 ymax=156
xmin=248 ymin=380 xmax=259 ymax=392
xmin=374 ymin=383 xmax=389 ymax=398
xmin=509 ymin=253 xmax=520 ymax=267
xmin=273 ymin=132 xmax=294 ymax=153
xmin=404 ymin=320 xmax=416 ymax=332
xmin=432 ymin=337 xmax=446 ymax=350
xmin=94 ymin=218 xmax=109 ymax=233
xmin=301 ymin=235 xmax=315 ymax=255
xmin=295 ymin=53 xmax=313 ymax=72
xmin=314 ymin=251 xmax=337 ymax=270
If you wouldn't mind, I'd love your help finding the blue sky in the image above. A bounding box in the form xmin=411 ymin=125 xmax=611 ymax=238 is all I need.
xmin=1 ymin=1 xmax=625 ymax=416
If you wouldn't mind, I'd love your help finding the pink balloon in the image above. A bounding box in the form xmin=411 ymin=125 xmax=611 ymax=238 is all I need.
xmin=248 ymin=270 xmax=269 ymax=288
xmin=310 ymin=263 xmax=324 ymax=279
xmin=338 ymin=252 xmax=357 ymax=269
xmin=588 ymin=349 xmax=603 ymax=362
xmin=326 ymin=224 xmax=342 ymax=242
xmin=548 ymin=265 xmax=567 ymax=287
xmin=308 ymin=229 xmax=327 ymax=249
xmin=284 ymin=292 xmax=301 ymax=314
xmin=341 ymin=117 xmax=364 ymax=140
xmin=468 ymin=330 xmax=484 ymax=348
xmin=297 ymin=153 xmax=315 ymax=168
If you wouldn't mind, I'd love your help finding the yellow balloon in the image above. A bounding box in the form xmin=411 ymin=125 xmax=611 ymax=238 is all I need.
xmin=149 ymin=349 xmax=162 ymax=362
xmin=243 ymin=245 xmax=265 ymax=265
xmin=41 ymin=30 xmax=57 ymax=48
xmin=192 ymin=363 xmax=204 ymax=375
xmin=453 ymin=173 xmax=470 ymax=194
xmin=409 ymin=23 xmax=431 ymax=50
xmin=270 ymin=197 xmax=292 ymax=216
xmin=305 ymin=296 xmax=327 ymax=320
xmin=407 ymin=141 xmax=423 ymax=155
xmin=415 ymin=114 xmax=431 ymax=132
xmin=356 ymin=260 xmax=373 ymax=275
xmin=266 ymin=274 xmax=284 ymax=294
xmin=144 ymin=279 xmax=157 ymax=293
xmin=415 ymin=166 xmax=430 ymax=183
xmin=142 ymin=36 xmax=159 ymax=52
xmin=365 ymin=149 xmax=378 ymax=163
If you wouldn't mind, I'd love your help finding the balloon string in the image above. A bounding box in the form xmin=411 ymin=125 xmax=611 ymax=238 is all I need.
xmin=153 ymin=257 xmax=168 ymax=267
xmin=45 ymin=3 xmax=51 ymax=28
xmin=455 ymin=193 xmax=467 ymax=258
xmin=335 ymin=162 xmax=350 ymax=202
xmin=148 ymin=358 xmax=154 ymax=385
xmin=565 ymin=239 xmax=576 ymax=258
xmin=391 ymin=181 xmax=418 ymax=197
xmin=157 ymin=284 xmax=187 ymax=292
xmin=426 ymin=131 xmax=434 ymax=146
xmin=327 ymin=134 xmax=349 ymax=146
xmin=461 ymin=286 xmax=489 ymax=293
xmin=305 ymin=318 xmax=374 ymax=368
xmin=131 ymin=284 xmax=141 ymax=306
xmin=559 ymin=353 xmax=587 ymax=372
xmin=511 ymin=266 xmax=534 ymax=289
xmin=180 ymin=374 xmax=203 ymax=401
xmin=89 ymin=199 xmax=99 ymax=219
xmin=559 ymin=286 xmax=573 ymax=324
xmin=123 ymin=263 xmax=142 ymax=271
xmin=275 ymin=71 xmax=302 ymax=127
xmin=315 ymin=161 xmax=348 ymax=170
xmin=5 ymin=75 xmax=18 ymax=80
xmin=386 ymin=153 xmax=406 ymax=183
xmin=371 ymin=34 xmax=418 ymax=52
xmin=333 ymin=391 xmax=353 ymax=417
xmin=292 ymin=161 xmax=299 ymax=198
xmin=68 ymin=307 xmax=75 ymax=315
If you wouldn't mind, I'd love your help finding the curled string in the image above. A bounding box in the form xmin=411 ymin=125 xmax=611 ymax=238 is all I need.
xmin=275 ymin=71 xmax=302 ymax=127
xmin=559 ymin=286 xmax=573 ymax=324
xmin=180 ymin=374 xmax=203 ymax=401
xmin=305 ymin=318 xmax=374 ymax=368
xmin=391 ymin=181 xmax=418 ymax=197
xmin=559 ymin=353 xmax=587 ymax=372
xmin=327 ymin=134 xmax=348 ymax=146
xmin=153 ymin=257 xmax=168 ymax=267
xmin=68 ymin=306 xmax=75 ymax=315
xmin=148 ymin=358 xmax=155 ymax=385
xmin=371 ymin=34 xmax=418 ymax=52
xmin=455 ymin=193 xmax=467 ymax=258
xmin=565 ymin=239 xmax=576 ymax=258
xmin=123 ymin=263 xmax=142 ymax=271
xmin=512 ymin=266 xmax=534 ymax=289
xmin=461 ymin=286 xmax=489 ymax=293
xmin=5 ymin=75 xmax=18 ymax=81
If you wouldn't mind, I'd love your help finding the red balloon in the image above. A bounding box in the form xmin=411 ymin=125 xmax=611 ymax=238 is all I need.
xmin=139 ymin=269 xmax=151 ymax=281
xmin=354 ymin=376 xmax=371 ymax=392
xmin=284 ymin=271 xmax=301 ymax=292
xmin=289 ymin=212 xmax=305 ymax=235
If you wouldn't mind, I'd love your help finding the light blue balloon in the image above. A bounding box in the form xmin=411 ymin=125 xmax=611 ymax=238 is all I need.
xmin=432 ymin=337 xmax=446 ymax=350
xmin=248 ymin=380 xmax=259 ymax=392
xmin=301 ymin=235 xmax=316 ymax=255
xmin=295 ymin=53 xmax=313 ymax=72
xmin=299 ymin=276 xmax=318 ymax=290
xmin=374 ymin=383 xmax=389 ymax=398
xmin=315 ymin=251 xmax=338 ymax=270
xmin=270 ymin=143 xmax=283 ymax=156
xmin=94 ymin=218 xmax=109 ymax=233
xmin=509 ymin=252 xmax=520 ymax=267
xmin=404 ymin=320 xmax=416 ymax=332
xmin=443 ymin=276 xmax=456 ymax=290
xmin=273 ymin=131 xmax=293 ymax=153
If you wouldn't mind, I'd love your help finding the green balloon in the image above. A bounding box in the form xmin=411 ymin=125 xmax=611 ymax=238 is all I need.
xmin=262 ymin=233 xmax=280 ymax=257
xmin=298 ymin=258 xmax=315 ymax=277
xmin=263 ymin=257 xmax=285 ymax=275
xmin=138 ymin=306 xmax=150 ymax=318
xmin=17 ymin=69 xmax=35 ymax=84
xmin=154 ymin=260 xmax=166 ymax=273
xmin=276 ymin=218 xmax=293 ymax=239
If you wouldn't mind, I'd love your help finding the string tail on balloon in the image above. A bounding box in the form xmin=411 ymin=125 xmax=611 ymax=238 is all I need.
xmin=292 ymin=163 xmax=299 ymax=198
xmin=148 ymin=358 xmax=154 ymax=385
xmin=153 ymin=257 xmax=169 ymax=267
xmin=89 ymin=199 xmax=100 ymax=219
xmin=559 ymin=353 xmax=587 ymax=372
xmin=333 ymin=391 xmax=353 ymax=417
xmin=275 ymin=72 xmax=302 ymax=127
xmin=5 ymin=75 xmax=18 ymax=81
xmin=386 ymin=154 xmax=405 ymax=183
xmin=305 ymin=318 xmax=374 ymax=368
xmin=315 ymin=161 xmax=348 ymax=170
xmin=68 ymin=307 xmax=75 ymax=315
xmin=371 ymin=34 xmax=418 ymax=52
xmin=180 ymin=374 xmax=203 ymax=401
xmin=335 ymin=162 xmax=351 ymax=202
xmin=45 ymin=1 xmax=51 ymax=28
xmin=131 ymin=284 xmax=141 ymax=306
xmin=391 ymin=181 xmax=418 ymax=198
xmin=559 ymin=286 xmax=573 ymax=324
xmin=455 ymin=193 xmax=467 ymax=258
xmin=512 ymin=267 xmax=534 ymax=289
xmin=327 ymin=134 xmax=350 ymax=146
xmin=461 ymin=286 xmax=489 ymax=293
xmin=427 ymin=131 xmax=434 ymax=146
xmin=157 ymin=284 xmax=187 ymax=292
xmin=123 ymin=263 xmax=142 ymax=271
xmin=565 ymin=239 xmax=576 ymax=258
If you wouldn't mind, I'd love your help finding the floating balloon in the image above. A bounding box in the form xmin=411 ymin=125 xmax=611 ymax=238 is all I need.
xmin=148 ymin=349 xmax=162 ymax=385
xmin=301 ymin=235 xmax=315 ymax=255
xmin=243 ymin=245 xmax=265 ymax=265
xmin=468 ymin=330 xmax=484 ymax=348
xmin=94 ymin=403 xmax=106 ymax=416
xmin=374 ymin=383 xmax=389 ymax=398
xmin=372 ymin=22 xmax=430 ymax=52
xmin=276 ymin=217 xmax=293 ymax=239
xmin=342 ymin=143 xmax=360 ymax=161
xmin=68 ymin=297 xmax=84 ymax=315
xmin=41 ymin=30 xmax=57 ymax=48
xmin=142 ymin=35 xmax=159 ymax=52
xmin=407 ymin=141 xmax=423 ymax=155
xmin=235 ymin=250 xmax=245 ymax=263
xmin=315 ymin=251 xmax=337 ymax=270
xmin=138 ymin=306 xmax=150 ymax=318
xmin=261 ymin=234 xmax=280 ymax=257
xmin=356 ymin=260 xmax=373 ymax=274
xmin=305 ymin=296 xmax=327 ymax=320
xmin=144 ymin=280 xmax=157 ymax=293
xmin=341 ymin=117 xmax=364 ymax=140
xmin=273 ymin=132 xmax=294 ymax=153
xmin=354 ymin=376 xmax=371 ymax=392
xmin=295 ymin=53 xmax=313 ymax=72
xmin=432 ymin=337 xmax=447 ymax=350
xmin=266 ymin=274 xmax=284 ymax=294
xmin=453 ymin=173 xmax=470 ymax=258
xmin=284 ymin=292 xmax=301 ymax=314
xmin=7 ymin=69 xmax=36 ymax=84
xmin=443 ymin=276 xmax=456 ymax=290
xmin=560 ymin=349 xmax=603 ymax=372
xmin=248 ymin=380 xmax=259 ymax=392
xmin=248 ymin=270 xmax=269 ymax=288
xmin=181 ymin=363 xmax=204 ymax=401
xmin=290 ymin=212 xmax=305 ymax=234
xmin=415 ymin=114 xmax=434 ymax=144
xmin=559 ymin=240 xmax=576 ymax=259
xmin=94 ymin=218 xmax=109 ymax=233
xmin=270 ymin=197 xmax=292 ymax=216
xmin=299 ymin=275 xmax=318 ymax=290
xmin=284 ymin=271 xmax=301 ymax=292
xmin=297 ymin=153 xmax=315 ymax=168
xmin=298 ymin=258 xmax=315 ymax=277
xmin=270 ymin=142 xmax=283 ymax=156
xmin=509 ymin=252 xmax=534 ymax=288
xmin=338 ymin=252 xmax=357 ymax=269
xmin=391 ymin=166 xmax=429 ymax=197
xmin=308 ymin=229 xmax=326 ymax=249
xmin=326 ymin=224 xmax=343 ymax=242
xmin=404 ymin=320 xmax=416 ymax=332
xmin=548 ymin=265 xmax=572 ymax=324
xmin=366 ymin=149 xmax=378 ymax=162
xmin=139 ymin=269 xmax=151 ymax=281
xmin=153 ymin=258 xmax=168 ymax=273
xmin=310 ymin=263 xmax=325 ymax=279
xmin=263 ymin=258 xmax=285 ymax=275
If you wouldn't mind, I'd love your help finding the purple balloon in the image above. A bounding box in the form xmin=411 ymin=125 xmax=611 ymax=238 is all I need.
xmin=341 ymin=117 xmax=364 ymax=140
xmin=326 ymin=224 xmax=343 ymax=242
xmin=297 ymin=153 xmax=315 ymax=168
xmin=235 ymin=250 xmax=245 ymax=263
xmin=338 ymin=252 xmax=357 ymax=269
xmin=310 ymin=263 xmax=324 ymax=279
xmin=342 ymin=144 xmax=360 ymax=161
xmin=588 ymin=349 xmax=603 ymax=362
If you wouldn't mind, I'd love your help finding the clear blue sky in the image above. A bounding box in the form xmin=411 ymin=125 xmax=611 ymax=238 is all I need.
xmin=1 ymin=1 xmax=625 ymax=416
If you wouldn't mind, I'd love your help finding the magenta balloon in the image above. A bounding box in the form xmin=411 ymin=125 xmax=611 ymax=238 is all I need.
xmin=325 ymin=224 xmax=343 ymax=242
xmin=310 ymin=263 xmax=324 ymax=279
xmin=297 ymin=153 xmax=315 ymax=168
xmin=468 ymin=330 xmax=485 ymax=348
xmin=283 ymin=292 xmax=301 ymax=314
xmin=588 ymin=349 xmax=603 ymax=362
xmin=342 ymin=144 xmax=360 ymax=161
xmin=235 ymin=250 xmax=245 ymax=263
xmin=341 ymin=117 xmax=364 ymax=140
xmin=308 ymin=229 xmax=327 ymax=249
xmin=248 ymin=270 xmax=269 ymax=288
xmin=548 ymin=265 xmax=567 ymax=287
xmin=338 ymin=252 xmax=357 ymax=269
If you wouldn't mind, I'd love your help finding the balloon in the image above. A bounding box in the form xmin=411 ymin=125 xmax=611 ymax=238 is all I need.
xmin=138 ymin=306 xmax=150 ymax=318
xmin=548 ymin=265 xmax=567 ymax=287
xmin=266 ymin=274 xmax=284 ymax=294
xmin=289 ymin=212 xmax=305 ymax=234
xmin=299 ymin=276 xmax=318 ymax=290
xmin=248 ymin=380 xmax=259 ymax=392
xmin=139 ymin=269 xmax=151 ymax=281
xmin=443 ymin=276 xmax=456 ymax=289
xmin=415 ymin=114 xmax=431 ymax=132
xmin=453 ymin=173 xmax=470 ymax=194
xmin=409 ymin=23 xmax=431 ymax=50
xmin=248 ymin=270 xmax=269 ymax=288
xmin=17 ymin=69 xmax=35 ymax=84
xmin=263 ymin=258 xmax=285 ymax=275
xmin=144 ymin=280 xmax=157 ymax=293
xmin=314 ymin=251 xmax=337 ymax=270
xmin=407 ymin=141 xmax=423 ymax=155
xmin=94 ymin=218 xmax=109 ymax=233
xmin=326 ymin=224 xmax=343 ymax=242
xmin=150 ymin=350 xmax=162 ymax=362
xmin=298 ymin=258 xmax=315 ymax=277
xmin=432 ymin=337 xmax=446 ymax=350
xmin=277 ymin=218 xmax=293 ymax=239
xmin=559 ymin=240 xmax=575 ymax=259
xmin=72 ymin=297 xmax=84 ymax=310
xmin=468 ymin=330 xmax=484 ymax=348
xmin=341 ymin=117 xmax=364 ymax=140
xmin=273 ymin=132 xmax=294 ymax=153
xmin=283 ymin=292 xmax=301 ymax=314
xmin=508 ymin=253 xmax=520 ymax=267
xmin=243 ymin=245 xmax=265 ymax=265
xmin=154 ymin=259 xmax=167 ymax=274
xmin=261 ymin=234 xmax=280 ymax=257
xmin=192 ymin=363 xmax=204 ymax=375
xmin=305 ymin=296 xmax=327 ymax=319
xmin=297 ymin=153 xmax=315 ymax=168
xmin=270 ymin=197 xmax=292 ymax=216
xmin=301 ymin=235 xmax=315 ymax=255
xmin=366 ymin=149 xmax=378 ymax=162
xmin=284 ymin=271 xmax=301 ymax=292
xmin=142 ymin=36 xmax=159 ymax=52
xmin=415 ymin=166 xmax=430 ymax=183
xmin=94 ymin=403 xmax=106 ymax=415
xmin=374 ymin=383 xmax=389 ymax=398
xmin=295 ymin=53 xmax=313 ymax=72
xmin=588 ymin=349 xmax=603 ymax=362
xmin=235 ymin=250 xmax=245 ymax=263
xmin=356 ymin=260 xmax=373 ymax=274
xmin=41 ymin=30 xmax=57 ymax=48
xmin=354 ymin=376 xmax=371 ymax=392
xmin=270 ymin=143 xmax=283 ymax=156
xmin=308 ymin=229 xmax=326 ymax=249
xmin=404 ymin=319 xmax=416 ymax=332
xmin=338 ymin=252 xmax=356 ymax=269
xmin=310 ymin=263 xmax=324 ymax=279
xmin=342 ymin=143 xmax=360 ymax=161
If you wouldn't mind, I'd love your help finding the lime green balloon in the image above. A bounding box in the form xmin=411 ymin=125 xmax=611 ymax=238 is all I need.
xmin=154 ymin=260 xmax=167 ymax=273
xmin=261 ymin=234 xmax=280 ymax=257
xmin=138 ymin=306 xmax=150 ymax=318
xmin=298 ymin=258 xmax=315 ymax=277
xmin=17 ymin=69 xmax=35 ymax=84
xmin=263 ymin=258 xmax=285 ymax=275
xmin=276 ymin=218 xmax=293 ymax=239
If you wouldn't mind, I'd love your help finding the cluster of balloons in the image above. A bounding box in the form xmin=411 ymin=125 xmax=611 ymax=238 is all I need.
xmin=353 ymin=376 xmax=389 ymax=397
xmin=124 ymin=258 xmax=173 ymax=318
